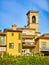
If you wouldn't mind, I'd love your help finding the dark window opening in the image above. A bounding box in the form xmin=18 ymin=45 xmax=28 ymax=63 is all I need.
xmin=9 ymin=43 xmax=14 ymax=48
xmin=12 ymin=32 xmax=14 ymax=36
xmin=19 ymin=33 xmax=21 ymax=40
xmin=32 ymin=16 xmax=36 ymax=23
xmin=18 ymin=43 xmax=21 ymax=52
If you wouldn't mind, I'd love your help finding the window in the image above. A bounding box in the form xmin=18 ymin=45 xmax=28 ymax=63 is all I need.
xmin=25 ymin=40 xmax=27 ymax=42
xmin=30 ymin=49 xmax=32 ymax=53
xmin=36 ymin=34 xmax=40 ymax=37
xmin=32 ymin=16 xmax=36 ymax=23
xmin=19 ymin=33 xmax=21 ymax=40
xmin=9 ymin=43 xmax=14 ymax=48
xmin=1 ymin=37 xmax=5 ymax=45
xmin=12 ymin=32 xmax=14 ymax=36
xmin=22 ymin=49 xmax=26 ymax=53
xmin=18 ymin=43 xmax=21 ymax=52
xmin=22 ymin=32 xmax=26 ymax=35
xmin=30 ymin=40 xmax=33 ymax=44
xmin=29 ymin=32 xmax=32 ymax=35
xmin=41 ymin=42 xmax=46 ymax=49
xmin=22 ymin=42 xmax=25 ymax=44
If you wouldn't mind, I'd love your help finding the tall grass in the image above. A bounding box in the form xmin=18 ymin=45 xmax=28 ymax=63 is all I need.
xmin=0 ymin=54 xmax=49 ymax=65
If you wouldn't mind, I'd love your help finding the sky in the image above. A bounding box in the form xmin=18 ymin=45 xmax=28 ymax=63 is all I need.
xmin=0 ymin=0 xmax=49 ymax=34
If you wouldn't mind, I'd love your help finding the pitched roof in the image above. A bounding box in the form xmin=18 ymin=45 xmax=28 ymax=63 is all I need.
xmin=0 ymin=32 xmax=6 ymax=36
xmin=26 ymin=10 xmax=38 ymax=15
xmin=4 ymin=28 xmax=22 ymax=32
xmin=4 ymin=27 xmax=35 ymax=32
xmin=35 ymin=34 xmax=49 ymax=41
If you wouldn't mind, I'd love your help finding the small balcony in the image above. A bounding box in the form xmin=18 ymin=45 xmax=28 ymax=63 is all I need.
xmin=40 ymin=48 xmax=49 ymax=51
xmin=0 ymin=45 xmax=6 ymax=52
xmin=22 ymin=42 xmax=36 ymax=49
xmin=22 ymin=35 xmax=35 ymax=39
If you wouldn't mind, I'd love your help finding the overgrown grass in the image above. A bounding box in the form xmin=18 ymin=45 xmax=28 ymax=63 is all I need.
xmin=0 ymin=54 xmax=49 ymax=65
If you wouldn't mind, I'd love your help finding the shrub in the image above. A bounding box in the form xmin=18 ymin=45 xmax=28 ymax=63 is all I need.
xmin=0 ymin=54 xmax=49 ymax=65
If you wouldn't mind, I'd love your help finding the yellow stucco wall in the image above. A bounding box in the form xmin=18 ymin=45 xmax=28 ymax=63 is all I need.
xmin=22 ymin=29 xmax=35 ymax=35
xmin=35 ymin=38 xmax=49 ymax=54
xmin=6 ymin=32 xmax=22 ymax=56
xmin=39 ymin=39 xmax=49 ymax=49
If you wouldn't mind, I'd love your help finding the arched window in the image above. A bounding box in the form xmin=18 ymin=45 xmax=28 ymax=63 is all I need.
xmin=32 ymin=16 xmax=36 ymax=23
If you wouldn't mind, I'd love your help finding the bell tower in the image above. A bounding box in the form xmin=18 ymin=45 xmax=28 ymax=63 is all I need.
xmin=26 ymin=10 xmax=38 ymax=32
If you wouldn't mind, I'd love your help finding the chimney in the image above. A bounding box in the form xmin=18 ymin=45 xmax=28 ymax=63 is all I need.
xmin=12 ymin=24 xmax=17 ymax=30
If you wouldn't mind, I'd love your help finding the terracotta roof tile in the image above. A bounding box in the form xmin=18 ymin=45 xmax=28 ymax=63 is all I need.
xmin=35 ymin=34 xmax=49 ymax=41
xmin=0 ymin=32 xmax=6 ymax=36
xmin=4 ymin=28 xmax=22 ymax=32
xmin=4 ymin=28 xmax=35 ymax=32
